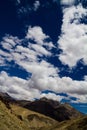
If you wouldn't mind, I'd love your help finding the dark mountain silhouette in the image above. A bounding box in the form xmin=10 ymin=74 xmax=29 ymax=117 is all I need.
xmin=23 ymin=97 xmax=83 ymax=121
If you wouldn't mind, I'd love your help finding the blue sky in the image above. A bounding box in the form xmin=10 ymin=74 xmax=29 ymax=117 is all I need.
xmin=0 ymin=0 xmax=87 ymax=114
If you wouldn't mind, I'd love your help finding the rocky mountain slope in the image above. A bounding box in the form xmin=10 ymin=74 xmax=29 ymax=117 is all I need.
xmin=23 ymin=97 xmax=82 ymax=121
xmin=0 ymin=92 xmax=86 ymax=130
xmin=41 ymin=115 xmax=87 ymax=130
xmin=0 ymin=93 xmax=57 ymax=130
xmin=0 ymin=92 xmax=82 ymax=122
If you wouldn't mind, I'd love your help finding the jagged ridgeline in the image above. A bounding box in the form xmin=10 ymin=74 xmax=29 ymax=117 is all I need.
xmin=0 ymin=92 xmax=87 ymax=130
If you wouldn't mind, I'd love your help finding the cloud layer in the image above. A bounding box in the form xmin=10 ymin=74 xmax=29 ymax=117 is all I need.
xmin=0 ymin=26 xmax=87 ymax=103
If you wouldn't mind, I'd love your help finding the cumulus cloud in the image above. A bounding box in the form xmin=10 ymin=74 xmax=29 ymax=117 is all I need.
xmin=0 ymin=26 xmax=87 ymax=103
xmin=40 ymin=93 xmax=65 ymax=101
xmin=0 ymin=69 xmax=87 ymax=102
xmin=1 ymin=35 xmax=20 ymax=50
xmin=26 ymin=26 xmax=49 ymax=45
xmin=0 ymin=26 xmax=58 ymax=100
xmin=58 ymin=4 xmax=87 ymax=67
xmin=0 ymin=71 xmax=40 ymax=100
xmin=0 ymin=70 xmax=64 ymax=101
xmin=0 ymin=26 xmax=54 ymax=70
xmin=27 ymin=26 xmax=54 ymax=50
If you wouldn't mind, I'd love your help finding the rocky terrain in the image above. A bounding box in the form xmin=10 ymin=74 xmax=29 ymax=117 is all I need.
xmin=0 ymin=92 xmax=87 ymax=130
xmin=23 ymin=97 xmax=82 ymax=121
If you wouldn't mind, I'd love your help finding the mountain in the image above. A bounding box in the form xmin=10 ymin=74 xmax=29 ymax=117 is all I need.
xmin=0 ymin=92 xmax=87 ymax=130
xmin=23 ymin=97 xmax=82 ymax=121
xmin=0 ymin=93 xmax=57 ymax=130
xmin=0 ymin=93 xmax=83 ymax=122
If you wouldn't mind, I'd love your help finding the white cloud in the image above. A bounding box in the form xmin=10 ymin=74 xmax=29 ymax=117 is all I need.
xmin=33 ymin=1 xmax=40 ymax=11
xmin=58 ymin=4 xmax=87 ymax=67
xmin=1 ymin=35 xmax=20 ymax=50
xmin=69 ymin=94 xmax=87 ymax=103
xmin=40 ymin=93 xmax=64 ymax=101
xmin=17 ymin=0 xmax=40 ymax=16
xmin=29 ymin=43 xmax=51 ymax=56
xmin=0 ymin=56 xmax=5 ymax=66
xmin=0 ymin=26 xmax=58 ymax=100
xmin=0 ymin=26 xmax=54 ymax=71
xmin=84 ymin=75 xmax=87 ymax=81
xmin=0 ymin=70 xmax=87 ymax=102
xmin=26 ymin=26 xmax=49 ymax=45
xmin=0 ymin=26 xmax=87 ymax=103
xmin=0 ymin=71 xmax=40 ymax=100
xmin=61 ymin=0 xmax=75 ymax=5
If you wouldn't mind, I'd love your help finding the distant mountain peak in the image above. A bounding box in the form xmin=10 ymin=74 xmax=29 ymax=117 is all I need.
xmin=24 ymin=98 xmax=83 ymax=122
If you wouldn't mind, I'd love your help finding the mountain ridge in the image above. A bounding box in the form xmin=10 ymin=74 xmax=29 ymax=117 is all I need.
xmin=0 ymin=92 xmax=83 ymax=122
xmin=0 ymin=92 xmax=87 ymax=130
xmin=23 ymin=96 xmax=83 ymax=121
